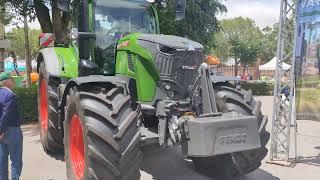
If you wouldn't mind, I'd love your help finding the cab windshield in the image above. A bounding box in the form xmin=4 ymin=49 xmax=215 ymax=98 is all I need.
xmin=94 ymin=0 xmax=156 ymax=74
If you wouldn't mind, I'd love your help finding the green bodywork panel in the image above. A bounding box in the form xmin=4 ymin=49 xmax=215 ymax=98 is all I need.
xmin=54 ymin=47 xmax=79 ymax=78
xmin=113 ymin=3 xmax=161 ymax=102
xmin=116 ymin=33 xmax=160 ymax=102
xmin=42 ymin=1 xmax=162 ymax=102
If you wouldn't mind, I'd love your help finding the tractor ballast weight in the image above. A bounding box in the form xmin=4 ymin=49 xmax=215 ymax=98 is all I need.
xmin=37 ymin=0 xmax=269 ymax=179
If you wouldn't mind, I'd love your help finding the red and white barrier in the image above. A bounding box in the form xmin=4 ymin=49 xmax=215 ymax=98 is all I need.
xmin=39 ymin=33 xmax=55 ymax=47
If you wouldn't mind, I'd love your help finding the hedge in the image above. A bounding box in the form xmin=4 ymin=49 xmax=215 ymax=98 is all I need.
xmin=14 ymin=86 xmax=38 ymax=123
xmin=241 ymin=82 xmax=274 ymax=96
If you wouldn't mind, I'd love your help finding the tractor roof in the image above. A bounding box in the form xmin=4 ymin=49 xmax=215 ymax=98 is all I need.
xmin=96 ymin=0 xmax=151 ymax=9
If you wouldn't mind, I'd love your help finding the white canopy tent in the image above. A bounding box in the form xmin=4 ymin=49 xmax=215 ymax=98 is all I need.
xmin=259 ymin=57 xmax=291 ymax=71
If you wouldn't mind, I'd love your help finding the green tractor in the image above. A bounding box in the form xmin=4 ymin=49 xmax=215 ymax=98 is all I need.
xmin=37 ymin=0 xmax=269 ymax=179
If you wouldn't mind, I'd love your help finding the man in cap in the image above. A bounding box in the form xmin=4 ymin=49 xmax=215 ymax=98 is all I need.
xmin=0 ymin=73 xmax=23 ymax=180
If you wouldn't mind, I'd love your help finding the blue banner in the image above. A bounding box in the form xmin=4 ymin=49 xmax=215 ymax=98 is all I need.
xmin=296 ymin=0 xmax=320 ymax=120
xmin=299 ymin=0 xmax=320 ymax=23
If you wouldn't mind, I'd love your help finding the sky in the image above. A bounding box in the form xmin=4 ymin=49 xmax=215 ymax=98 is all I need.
xmin=218 ymin=0 xmax=281 ymax=27
xmin=5 ymin=0 xmax=281 ymax=32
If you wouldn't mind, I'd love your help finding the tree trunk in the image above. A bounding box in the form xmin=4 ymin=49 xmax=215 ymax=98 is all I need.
xmin=24 ymin=16 xmax=32 ymax=88
xmin=242 ymin=64 xmax=247 ymax=75
xmin=234 ymin=58 xmax=238 ymax=77
xmin=34 ymin=1 xmax=53 ymax=33
xmin=254 ymin=57 xmax=261 ymax=80
xmin=52 ymin=0 xmax=70 ymax=44
xmin=34 ymin=0 xmax=70 ymax=44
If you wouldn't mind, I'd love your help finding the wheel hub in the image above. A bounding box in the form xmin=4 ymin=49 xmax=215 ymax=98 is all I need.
xmin=70 ymin=114 xmax=85 ymax=179
xmin=40 ymin=79 xmax=48 ymax=132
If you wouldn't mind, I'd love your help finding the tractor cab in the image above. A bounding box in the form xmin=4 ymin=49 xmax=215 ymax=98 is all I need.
xmin=67 ymin=0 xmax=186 ymax=76
xmin=69 ymin=0 xmax=159 ymax=75
xmin=93 ymin=0 xmax=158 ymax=74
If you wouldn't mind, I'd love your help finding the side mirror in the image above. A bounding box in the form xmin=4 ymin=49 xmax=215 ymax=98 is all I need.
xmin=57 ymin=0 xmax=71 ymax=12
xmin=175 ymin=0 xmax=186 ymax=21
xmin=79 ymin=59 xmax=99 ymax=76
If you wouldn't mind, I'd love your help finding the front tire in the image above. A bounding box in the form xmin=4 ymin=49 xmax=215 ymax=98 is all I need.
xmin=192 ymin=85 xmax=270 ymax=179
xmin=38 ymin=61 xmax=63 ymax=154
xmin=64 ymin=84 xmax=142 ymax=180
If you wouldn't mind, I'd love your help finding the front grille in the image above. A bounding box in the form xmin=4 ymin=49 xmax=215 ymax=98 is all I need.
xmin=155 ymin=53 xmax=174 ymax=76
xmin=155 ymin=51 xmax=203 ymax=89
xmin=173 ymin=51 xmax=203 ymax=88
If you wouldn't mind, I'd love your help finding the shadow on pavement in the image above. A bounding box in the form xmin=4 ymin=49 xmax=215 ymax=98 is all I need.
xmin=314 ymin=146 xmax=320 ymax=150
xmin=46 ymin=151 xmax=65 ymax=162
xmin=140 ymin=146 xmax=279 ymax=180
xmin=235 ymin=169 xmax=280 ymax=180
xmin=297 ymin=154 xmax=320 ymax=167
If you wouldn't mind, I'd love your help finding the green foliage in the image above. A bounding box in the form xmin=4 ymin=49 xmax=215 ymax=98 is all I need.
xmin=229 ymin=36 xmax=261 ymax=66
xmin=0 ymin=0 xmax=37 ymax=21
xmin=0 ymin=7 xmax=12 ymax=39
xmin=0 ymin=7 xmax=12 ymax=25
xmin=13 ymin=86 xmax=38 ymax=123
xmin=241 ymin=82 xmax=274 ymax=96
xmin=157 ymin=0 xmax=227 ymax=53
xmin=214 ymin=16 xmax=295 ymax=65
xmin=260 ymin=25 xmax=278 ymax=64
xmin=6 ymin=28 xmax=41 ymax=59
xmin=213 ymin=17 xmax=262 ymax=64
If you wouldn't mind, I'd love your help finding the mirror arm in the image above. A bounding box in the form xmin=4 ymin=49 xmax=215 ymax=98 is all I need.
xmin=78 ymin=32 xmax=96 ymax=39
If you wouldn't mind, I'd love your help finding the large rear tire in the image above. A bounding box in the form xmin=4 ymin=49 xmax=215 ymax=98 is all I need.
xmin=192 ymin=84 xmax=270 ymax=179
xmin=64 ymin=84 xmax=142 ymax=180
xmin=38 ymin=61 xmax=63 ymax=154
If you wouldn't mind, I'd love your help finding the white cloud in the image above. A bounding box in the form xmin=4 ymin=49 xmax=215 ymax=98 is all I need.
xmin=218 ymin=0 xmax=281 ymax=28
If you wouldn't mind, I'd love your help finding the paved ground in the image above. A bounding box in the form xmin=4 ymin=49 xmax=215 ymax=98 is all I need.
xmin=20 ymin=96 xmax=320 ymax=180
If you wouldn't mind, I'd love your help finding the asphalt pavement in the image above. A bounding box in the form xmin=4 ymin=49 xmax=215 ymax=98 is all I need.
xmin=20 ymin=96 xmax=320 ymax=180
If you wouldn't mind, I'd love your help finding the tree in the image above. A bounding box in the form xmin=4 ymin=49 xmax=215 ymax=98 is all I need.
xmin=259 ymin=17 xmax=295 ymax=64
xmin=229 ymin=36 xmax=261 ymax=75
xmin=259 ymin=24 xmax=279 ymax=64
xmin=6 ymin=28 xmax=41 ymax=59
xmin=0 ymin=0 xmax=70 ymax=44
xmin=157 ymin=0 xmax=227 ymax=53
xmin=1 ymin=0 xmax=226 ymax=51
xmin=0 ymin=7 xmax=12 ymax=26
xmin=213 ymin=17 xmax=263 ymax=75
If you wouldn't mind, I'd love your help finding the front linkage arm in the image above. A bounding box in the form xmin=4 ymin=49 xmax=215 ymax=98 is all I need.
xmin=199 ymin=67 xmax=221 ymax=117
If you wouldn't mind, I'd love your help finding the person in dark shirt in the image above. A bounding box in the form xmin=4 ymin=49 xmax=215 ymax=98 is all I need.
xmin=0 ymin=73 xmax=23 ymax=180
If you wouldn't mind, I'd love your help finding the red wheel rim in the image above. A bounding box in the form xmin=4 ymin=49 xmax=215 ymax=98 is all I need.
xmin=70 ymin=114 xmax=85 ymax=179
xmin=40 ymin=79 xmax=48 ymax=132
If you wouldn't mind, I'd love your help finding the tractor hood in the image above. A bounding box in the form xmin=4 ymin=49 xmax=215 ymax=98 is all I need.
xmin=138 ymin=34 xmax=204 ymax=52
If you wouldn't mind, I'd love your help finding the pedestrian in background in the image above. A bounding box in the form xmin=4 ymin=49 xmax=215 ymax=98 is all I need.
xmin=0 ymin=73 xmax=23 ymax=180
